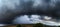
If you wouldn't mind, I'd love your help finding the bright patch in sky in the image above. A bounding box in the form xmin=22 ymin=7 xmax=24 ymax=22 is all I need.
xmin=12 ymin=15 xmax=60 ymax=26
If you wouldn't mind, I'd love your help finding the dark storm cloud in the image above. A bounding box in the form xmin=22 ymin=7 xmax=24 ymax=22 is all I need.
xmin=0 ymin=0 xmax=60 ymax=24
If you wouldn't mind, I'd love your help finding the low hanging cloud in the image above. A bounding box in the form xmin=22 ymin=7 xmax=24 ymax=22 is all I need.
xmin=12 ymin=15 xmax=60 ymax=26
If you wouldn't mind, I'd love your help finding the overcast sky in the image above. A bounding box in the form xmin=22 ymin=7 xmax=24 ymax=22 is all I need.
xmin=0 ymin=0 xmax=60 ymax=26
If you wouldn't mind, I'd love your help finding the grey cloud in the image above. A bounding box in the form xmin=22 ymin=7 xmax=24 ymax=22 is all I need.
xmin=0 ymin=0 xmax=60 ymax=26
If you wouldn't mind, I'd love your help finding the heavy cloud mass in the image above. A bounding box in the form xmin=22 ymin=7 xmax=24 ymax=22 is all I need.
xmin=0 ymin=0 xmax=60 ymax=26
